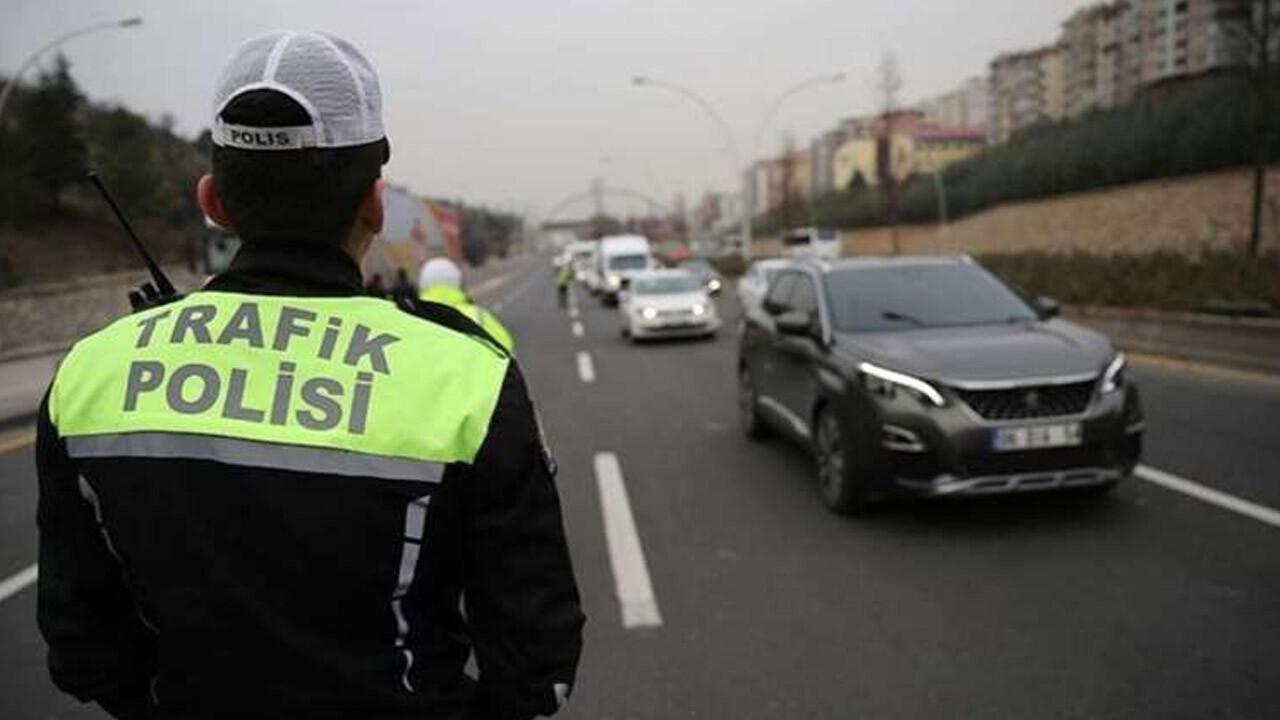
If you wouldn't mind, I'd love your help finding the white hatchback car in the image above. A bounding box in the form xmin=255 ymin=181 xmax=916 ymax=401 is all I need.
xmin=621 ymin=270 xmax=720 ymax=341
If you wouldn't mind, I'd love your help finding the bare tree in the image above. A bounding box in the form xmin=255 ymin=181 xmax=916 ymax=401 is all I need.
xmin=877 ymin=52 xmax=904 ymax=254
xmin=1230 ymin=0 xmax=1276 ymax=257
xmin=776 ymin=132 xmax=799 ymax=230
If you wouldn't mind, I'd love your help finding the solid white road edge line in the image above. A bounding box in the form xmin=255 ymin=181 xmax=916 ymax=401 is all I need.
xmin=1135 ymin=464 xmax=1280 ymax=530
xmin=594 ymin=452 xmax=662 ymax=629
xmin=0 ymin=563 xmax=38 ymax=604
xmin=572 ymin=322 xmax=584 ymax=338
xmin=577 ymin=352 xmax=595 ymax=383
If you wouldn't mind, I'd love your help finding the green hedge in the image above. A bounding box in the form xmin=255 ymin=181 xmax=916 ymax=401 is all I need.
xmin=789 ymin=70 xmax=1280 ymax=233
xmin=979 ymin=250 xmax=1280 ymax=315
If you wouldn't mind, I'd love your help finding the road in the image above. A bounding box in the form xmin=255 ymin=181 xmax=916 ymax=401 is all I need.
xmin=2 ymin=255 xmax=1279 ymax=719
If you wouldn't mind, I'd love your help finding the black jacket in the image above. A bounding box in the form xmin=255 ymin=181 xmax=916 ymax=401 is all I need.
xmin=36 ymin=244 xmax=585 ymax=720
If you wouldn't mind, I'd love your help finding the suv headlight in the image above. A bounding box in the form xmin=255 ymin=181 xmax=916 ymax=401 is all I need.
xmin=691 ymin=303 xmax=706 ymax=316
xmin=858 ymin=361 xmax=946 ymax=407
xmin=640 ymin=307 xmax=658 ymax=320
xmin=1101 ymin=353 xmax=1126 ymax=394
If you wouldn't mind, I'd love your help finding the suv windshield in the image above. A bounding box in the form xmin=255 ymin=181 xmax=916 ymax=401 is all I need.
xmin=608 ymin=254 xmax=649 ymax=271
xmin=825 ymin=263 xmax=1036 ymax=332
xmin=632 ymin=274 xmax=703 ymax=295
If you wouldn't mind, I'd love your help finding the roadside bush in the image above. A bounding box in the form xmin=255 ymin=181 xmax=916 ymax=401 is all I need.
xmin=979 ymin=250 xmax=1280 ymax=315
xmin=795 ymin=70 xmax=1280 ymax=232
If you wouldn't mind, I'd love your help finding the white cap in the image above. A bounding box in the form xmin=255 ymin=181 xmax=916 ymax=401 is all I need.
xmin=418 ymin=258 xmax=463 ymax=291
xmin=211 ymin=31 xmax=385 ymax=151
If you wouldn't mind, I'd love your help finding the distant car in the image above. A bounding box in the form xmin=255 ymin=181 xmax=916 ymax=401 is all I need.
xmin=736 ymin=258 xmax=791 ymax=318
xmin=679 ymin=258 xmax=723 ymax=296
xmin=566 ymin=240 xmax=597 ymax=279
xmin=621 ymin=269 xmax=721 ymax=341
xmin=738 ymin=256 xmax=1143 ymax=515
xmin=781 ymin=227 xmax=841 ymax=260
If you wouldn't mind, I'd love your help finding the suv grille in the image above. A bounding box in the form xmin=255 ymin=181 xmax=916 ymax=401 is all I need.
xmin=955 ymin=380 xmax=1096 ymax=421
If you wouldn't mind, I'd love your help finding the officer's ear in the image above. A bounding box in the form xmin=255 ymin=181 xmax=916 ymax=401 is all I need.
xmin=198 ymin=174 xmax=235 ymax=231
xmin=357 ymin=179 xmax=385 ymax=235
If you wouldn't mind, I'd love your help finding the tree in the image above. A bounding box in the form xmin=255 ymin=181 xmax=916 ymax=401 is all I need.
xmin=87 ymin=106 xmax=163 ymax=216
xmin=24 ymin=53 xmax=86 ymax=215
xmin=877 ymin=52 xmax=904 ymax=254
xmin=1236 ymin=0 xmax=1276 ymax=257
xmin=776 ymin=132 xmax=800 ymax=230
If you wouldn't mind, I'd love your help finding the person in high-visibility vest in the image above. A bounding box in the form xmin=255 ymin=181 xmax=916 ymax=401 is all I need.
xmin=555 ymin=261 xmax=574 ymax=308
xmin=418 ymin=258 xmax=515 ymax=353
xmin=36 ymin=31 xmax=582 ymax=720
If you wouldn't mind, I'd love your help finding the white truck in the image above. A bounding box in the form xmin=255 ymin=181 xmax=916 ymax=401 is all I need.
xmin=596 ymin=234 xmax=655 ymax=306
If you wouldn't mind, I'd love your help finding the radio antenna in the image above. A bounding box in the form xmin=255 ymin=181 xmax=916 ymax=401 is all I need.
xmin=88 ymin=171 xmax=176 ymax=299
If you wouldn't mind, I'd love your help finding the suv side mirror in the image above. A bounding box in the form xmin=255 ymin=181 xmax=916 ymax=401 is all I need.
xmin=775 ymin=310 xmax=815 ymax=337
xmin=1033 ymin=296 xmax=1061 ymax=319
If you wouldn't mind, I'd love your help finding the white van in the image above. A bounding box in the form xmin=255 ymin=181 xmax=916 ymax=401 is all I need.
xmin=781 ymin=227 xmax=841 ymax=260
xmin=565 ymin=240 xmax=597 ymax=282
xmin=597 ymin=234 xmax=654 ymax=305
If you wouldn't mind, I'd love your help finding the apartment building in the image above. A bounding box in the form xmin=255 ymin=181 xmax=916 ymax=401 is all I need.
xmin=989 ymin=44 xmax=1066 ymax=143
xmin=915 ymin=76 xmax=990 ymax=130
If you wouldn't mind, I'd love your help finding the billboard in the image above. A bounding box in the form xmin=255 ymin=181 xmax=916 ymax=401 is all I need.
xmin=362 ymin=186 xmax=463 ymax=288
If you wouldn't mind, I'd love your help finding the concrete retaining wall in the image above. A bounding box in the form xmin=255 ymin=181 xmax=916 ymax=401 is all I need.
xmin=754 ymin=165 xmax=1280 ymax=258
xmin=1069 ymin=306 xmax=1280 ymax=375
xmin=0 ymin=267 xmax=201 ymax=358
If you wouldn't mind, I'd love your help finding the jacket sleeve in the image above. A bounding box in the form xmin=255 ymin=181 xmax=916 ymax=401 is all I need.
xmin=463 ymin=364 xmax=585 ymax=720
xmin=35 ymin=391 xmax=158 ymax=720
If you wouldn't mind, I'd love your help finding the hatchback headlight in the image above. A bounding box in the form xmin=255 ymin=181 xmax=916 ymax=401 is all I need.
xmin=857 ymin=361 xmax=946 ymax=407
xmin=691 ymin=303 xmax=706 ymax=316
xmin=640 ymin=307 xmax=658 ymax=320
xmin=1101 ymin=353 xmax=1126 ymax=394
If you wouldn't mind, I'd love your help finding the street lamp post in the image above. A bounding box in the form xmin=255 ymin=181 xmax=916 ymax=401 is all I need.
xmin=931 ymin=168 xmax=949 ymax=254
xmin=631 ymin=75 xmax=752 ymax=260
xmin=751 ymin=73 xmax=846 ymax=162
xmin=0 ymin=17 xmax=143 ymax=139
xmin=632 ymin=72 xmax=845 ymax=261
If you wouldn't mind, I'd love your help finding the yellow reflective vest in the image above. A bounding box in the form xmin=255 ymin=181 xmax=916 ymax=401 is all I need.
xmin=419 ymin=285 xmax=515 ymax=354
xmin=50 ymin=292 xmax=510 ymax=472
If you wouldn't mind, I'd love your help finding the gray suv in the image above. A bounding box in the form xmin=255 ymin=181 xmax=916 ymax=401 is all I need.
xmin=737 ymin=256 xmax=1143 ymax=515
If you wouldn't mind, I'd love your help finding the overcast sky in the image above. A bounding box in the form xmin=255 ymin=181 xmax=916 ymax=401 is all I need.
xmin=1 ymin=0 xmax=1084 ymax=218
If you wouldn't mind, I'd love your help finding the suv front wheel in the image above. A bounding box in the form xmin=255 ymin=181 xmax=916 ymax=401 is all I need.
xmin=738 ymin=365 xmax=771 ymax=440
xmin=814 ymin=407 xmax=873 ymax=515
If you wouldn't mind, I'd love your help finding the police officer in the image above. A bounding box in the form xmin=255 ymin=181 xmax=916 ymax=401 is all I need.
xmin=555 ymin=260 xmax=574 ymax=309
xmin=418 ymin=258 xmax=515 ymax=353
xmin=37 ymin=31 xmax=583 ymax=720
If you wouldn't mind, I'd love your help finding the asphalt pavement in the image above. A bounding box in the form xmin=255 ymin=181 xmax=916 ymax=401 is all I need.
xmin=2 ymin=255 xmax=1279 ymax=719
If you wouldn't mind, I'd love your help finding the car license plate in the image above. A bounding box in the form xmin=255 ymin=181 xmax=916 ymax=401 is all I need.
xmin=992 ymin=423 xmax=1082 ymax=451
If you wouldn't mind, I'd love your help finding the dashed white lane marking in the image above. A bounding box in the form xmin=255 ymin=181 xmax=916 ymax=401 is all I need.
xmin=1135 ymin=465 xmax=1280 ymax=530
xmin=577 ymin=352 xmax=595 ymax=383
xmin=572 ymin=322 xmax=584 ymax=338
xmin=594 ymin=452 xmax=662 ymax=629
xmin=568 ymin=306 xmax=580 ymax=319
xmin=0 ymin=564 xmax=38 ymax=604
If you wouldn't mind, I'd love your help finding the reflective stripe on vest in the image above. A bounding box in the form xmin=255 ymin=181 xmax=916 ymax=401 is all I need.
xmin=50 ymin=292 xmax=509 ymax=470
